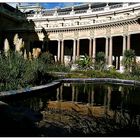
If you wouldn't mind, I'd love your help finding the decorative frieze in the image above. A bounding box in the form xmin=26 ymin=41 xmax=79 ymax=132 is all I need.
xmin=58 ymin=32 xmax=63 ymax=40
xmin=74 ymin=30 xmax=79 ymax=39
xmin=111 ymin=26 xmax=123 ymax=35
xmin=89 ymin=28 xmax=95 ymax=37
xmin=123 ymin=24 xmax=128 ymax=34
xmin=106 ymin=26 xmax=111 ymax=36
xmin=95 ymin=27 xmax=106 ymax=36
xmin=129 ymin=22 xmax=140 ymax=32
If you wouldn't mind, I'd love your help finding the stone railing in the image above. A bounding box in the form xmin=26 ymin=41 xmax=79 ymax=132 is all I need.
xmin=26 ymin=3 xmax=140 ymax=19
xmin=110 ymin=4 xmax=123 ymax=9
xmin=75 ymin=9 xmax=87 ymax=14
xmin=35 ymin=12 xmax=137 ymax=29
xmin=58 ymin=11 xmax=71 ymax=16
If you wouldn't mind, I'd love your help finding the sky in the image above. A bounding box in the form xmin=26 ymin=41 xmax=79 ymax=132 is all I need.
xmin=41 ymin=2 xmax=83 ymax=9
xmin=8 ymin=2 xmax=83 ymax=9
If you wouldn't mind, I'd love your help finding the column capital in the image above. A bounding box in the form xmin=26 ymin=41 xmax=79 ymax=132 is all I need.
xmin=127 ymin=34 xmax=131 ymax=36
xmin=88 ymin=37 xmax=92 ymax=40
xmin=106 ymin=35 xmax=112 ymax=39
xmin=122 ymin=34 xmax=128 ymax=37
xmin=123 ymin=34 xmax=126 ymax=36
xmin=72 ymin=38 xmax=76 ymax=41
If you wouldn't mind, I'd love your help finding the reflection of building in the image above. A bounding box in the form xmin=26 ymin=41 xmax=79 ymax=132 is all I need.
xmin=1 ymin=3 xmax=140 ymax=70
xmin=50 ymin=83 xmax=112 ymax=117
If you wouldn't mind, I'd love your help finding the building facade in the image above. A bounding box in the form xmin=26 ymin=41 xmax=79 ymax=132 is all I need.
xmin=1 ymin=3 xmax=140 ymax=70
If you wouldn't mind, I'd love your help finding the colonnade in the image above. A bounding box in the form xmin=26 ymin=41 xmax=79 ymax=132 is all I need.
xmin=56 ymin=84 xmax=113 ymax=109
xmin=56 ymin=34 xmax=131 ymax=66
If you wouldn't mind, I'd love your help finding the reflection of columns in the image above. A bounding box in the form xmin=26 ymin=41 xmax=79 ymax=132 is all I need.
xmin=127 ymin=34 xmax=130 ymax=50
xmin=105 ymin=37 xmax=109 ymax=63
xmin=107 ymin=86 xmax=111 ymax=110
xmin=73 ymin=39 xmax=76 ymax=62
xmin=57 ymin=40 xmax=61 ymax=62
xmin=60 ymin=85 xmax=63 ymax=101
xmin=88 ymin=92 xmax=91 ymax=105
xmin=123 ymin=35 xmax=126 ymax=55
xmin=89 ymin=38 xmax=92 ymax=57
xmin=61 ymin=40 xmax=64 ymax=63
xmin=91 ymin=88 xmax=94 ymax=106
xmin=56 ymin=88 xmax=60 ymax=101
xmin=72 ymin=86 xmax=75 ymax=102
xmin=77 ymin=39 xmax=80 ymax=58
xmin=75 ymin=87 xmax=78 ymax=102
xmin=104 ymin=92 xmax=107 ymax=115
xmin=92 ymin=38 xmax=96 ymax=62
xmin=108 ymin=36 xmax=112 ymax=65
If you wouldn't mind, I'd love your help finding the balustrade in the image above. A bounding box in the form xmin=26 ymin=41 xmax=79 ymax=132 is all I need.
xmin=25 ymin=3 xmax=139 ymax=19
xmin=75 ymin=9 xmax=87 ymax=14
xmin=92 ymin=7 xmax=104 ymax=12
xmin=4 ymin=2 xmax=137 ymax=29
xmin=58 ymin=11 xmax=70 ymax=16
xmin=110 ymin=4 xmax=123 ymax=9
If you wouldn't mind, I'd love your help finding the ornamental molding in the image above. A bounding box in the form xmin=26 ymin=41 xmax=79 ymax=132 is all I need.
xmin=58 ymin=32 xmax=63 ymax=40
xmin=106 ymin=27 xmax=111 ymax=36
xmin=89 ymin=28 xmax=95 ymax=37
xmin=74 ymin=30 xmax=79 ymax=39
xmin=123 ymin=24 xmax=128 ymax=34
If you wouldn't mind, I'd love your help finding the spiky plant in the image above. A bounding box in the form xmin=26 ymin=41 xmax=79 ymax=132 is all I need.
xmin=94 ymin=52 xmax=106 ymax=71
xmin=122 ymin=49 xmax=136 ymax=73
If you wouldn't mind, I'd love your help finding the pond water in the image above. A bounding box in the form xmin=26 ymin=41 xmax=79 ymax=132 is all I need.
xmin=1 ymin=83 xmax=140 ymax=137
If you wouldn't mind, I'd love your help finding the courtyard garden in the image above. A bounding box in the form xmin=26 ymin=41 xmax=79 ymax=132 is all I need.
xmin=1 ymin=35 xmax=140 ymax=137
xmin=1 ymin=34 xmax=140 ymax=92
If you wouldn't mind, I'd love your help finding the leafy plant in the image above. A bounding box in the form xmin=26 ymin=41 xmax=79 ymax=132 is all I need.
xmin=94 ymin=52 xmax=106 ymax=71
xmin=0 ymin=51 xmax=55 ymax=91
xmin=122 ymin=49 xmax=136 ymax=73
xmin=76 ymin=54 xmax=93 ymax=70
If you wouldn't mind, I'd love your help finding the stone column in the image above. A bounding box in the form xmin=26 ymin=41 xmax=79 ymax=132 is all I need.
xmin=89 ymin=38 xmax=92 ymax=57
xmin=127 ymin=34 xmax=130 ymax=50
xmin=76 ymin=39 xmax=80 ymax=59
xmin=116 ymin=56 xmax=119 ymax=69
xmin=92 ymin=38 xmax=96 ymax=63
xmin=123 ymin=35 xmax=126 ymax=55
xmin=73 ymin=39 xmax=76 ymax=62
xmin=61 ymin=40 xmax=64 ymax=63
xmin=105 ymin=37 xmax=109 ymax=63
xmin=108 ymin=36 xmax=112 ymax=66
xmin=57 ymin=40 xmax=61 ymax=62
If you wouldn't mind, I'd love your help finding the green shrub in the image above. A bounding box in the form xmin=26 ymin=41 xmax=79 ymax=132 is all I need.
xmin=94 ymin=52 xmax=106 ymax=71
xmin=0 ymin=51 xmax=55 ymax=91
xmin=122 ymin=49 xmax=136 ymax=73
xmin=47 ymin=63 xmax=70 ymax=72
xmin=39 ymin=52 xmax=55 ymax=65
xmin=76 ymin=54 xmax=93 ymax=70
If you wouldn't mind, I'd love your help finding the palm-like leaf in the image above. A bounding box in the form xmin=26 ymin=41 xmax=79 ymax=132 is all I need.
xmin=122 ymin=49 xmax=136 ymax=73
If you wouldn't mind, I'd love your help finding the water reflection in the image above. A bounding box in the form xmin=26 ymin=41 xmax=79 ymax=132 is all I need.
xmin=2 ymin=83 xmax=140 ymax=132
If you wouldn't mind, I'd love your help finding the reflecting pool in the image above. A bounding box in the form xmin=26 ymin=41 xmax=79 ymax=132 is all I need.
xmin=1 ymin=83 xmax=140 ymax=137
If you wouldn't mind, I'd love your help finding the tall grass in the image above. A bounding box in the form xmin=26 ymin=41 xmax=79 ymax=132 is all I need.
xmin=0 ymin=51 xmax=55 ymax=91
